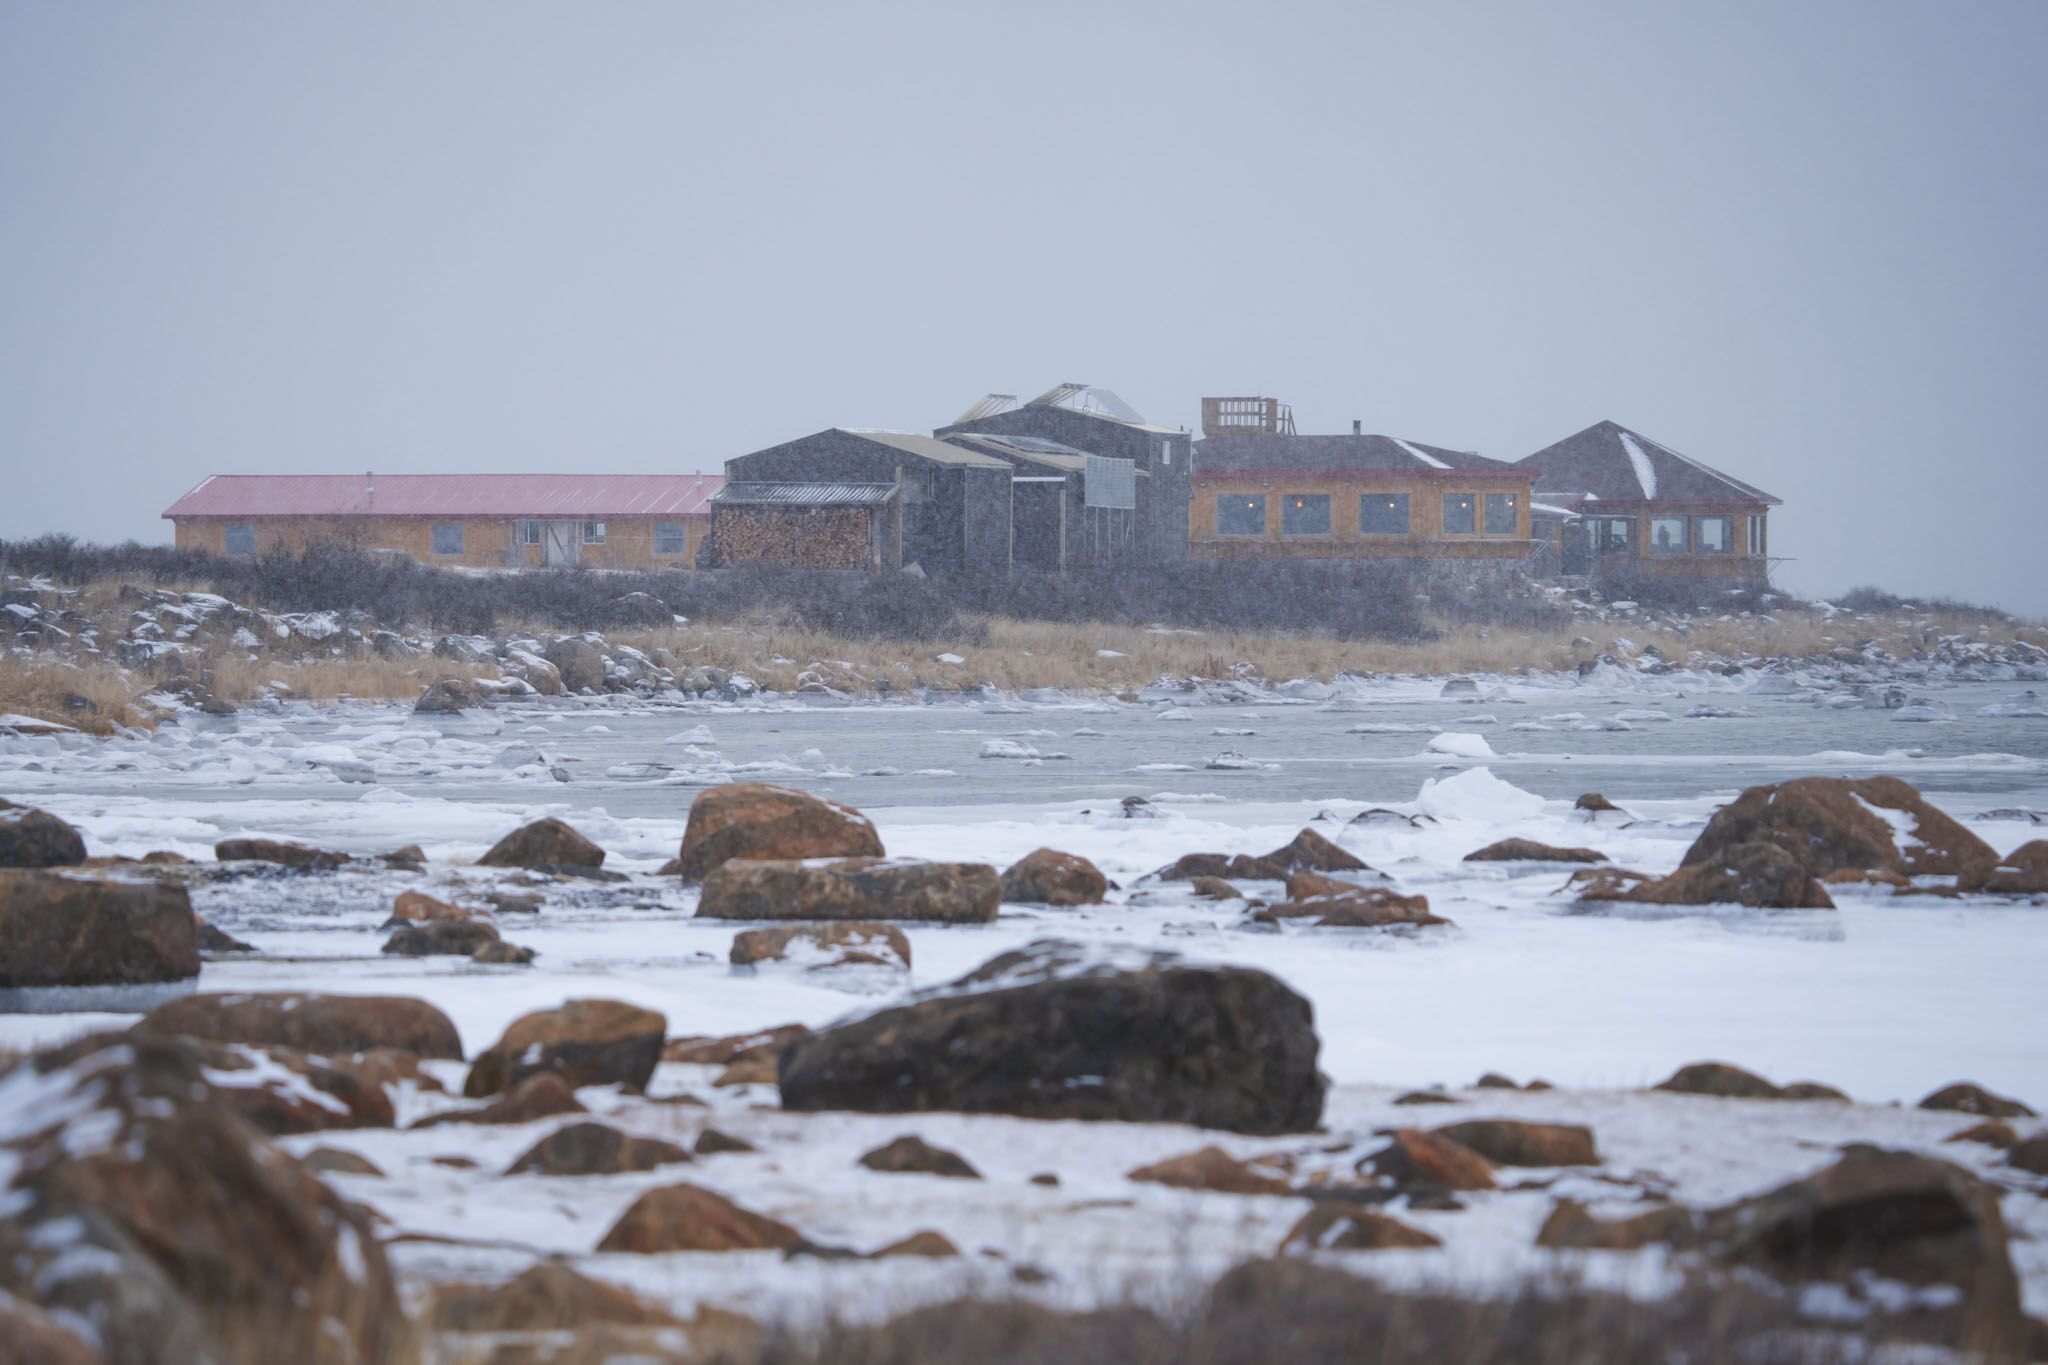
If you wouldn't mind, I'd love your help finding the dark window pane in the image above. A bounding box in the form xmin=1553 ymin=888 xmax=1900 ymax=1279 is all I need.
xmin=655 ymin=522 xmax=687 ymax=555
xmin=432 ymin=523 xmax=464 ymax=555
xmin=1360 ymin=493 xmax=1410 ymax=535
xmin=1443 ymin=494 xmax=1476 ymax=535
xmin=1650 ymin=517 xmax=1686 ymax=554
xmin=224 ymin=524 xmax=255 ymax=556
xmin=1281 ymin=493 xmax=1330 ymax=535
xmin=1694 ymin=516 xmax=1733 ymax=553
xmin=1484 ymin=493 xmax=1518 ymax=535
xmin=1217 ymin=495 xmax=1266 ymax=536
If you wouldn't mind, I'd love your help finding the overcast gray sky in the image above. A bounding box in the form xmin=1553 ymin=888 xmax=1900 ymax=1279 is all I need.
xmin=3 ymin=2 xmax=2044 ymax=612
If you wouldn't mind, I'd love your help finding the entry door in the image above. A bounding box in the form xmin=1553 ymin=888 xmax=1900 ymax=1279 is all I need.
xmin=542 ymin=521 xmax=580 ymax=566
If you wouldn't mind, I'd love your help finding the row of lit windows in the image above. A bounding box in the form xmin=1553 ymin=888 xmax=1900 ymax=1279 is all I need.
xmin=1584 ymin=514 xmax=1766 ymax=557
xmin=1215 ymin=492 xmax=1521 ymax=538
xmin=219 ymin=520 xmax=691 ymax=557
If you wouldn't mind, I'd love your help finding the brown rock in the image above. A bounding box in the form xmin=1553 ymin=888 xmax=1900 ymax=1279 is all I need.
xmin=1155 ymin=852 xmax=1236 ymax=881
xmin=1474 ymin=1072 xmax=1520 ymax=1089
xmin=1535 ymin=1199 xmax=1700 ymax=1250
xmin=1778 ymin=1081 xmax=1851 ymax=1102
xmin=1945 ymin=1120 xmax=2020 ymax=1149
xmin=870 ymin=1230 xmax=960 ymax=1259
xmin=464 ymin=998 xmax=667 ymax=1098
xmin=1256 ymin=885 xmax=1446 ymax=929
xmin=1464 ymin=837 xmax=1607 ymax=864
xmin=1283 ymin=868 xmax=1363 ymax=900
xmin=1823 ymin=866 xmax=1911 ymax=888
xmin=390 ymin=889 xmax=475 ymax=922
xmin=1188 ymin=875 xmax=1242 ymax=900
xmin=1359 ymin=1129 xmax=1495 ymax=1191
xmin=505 ymin=1121 xmax=693 ymax=1176
xmin=381 ymin=916 xmax=500 ymax=956
xmin=158 ymin=1038 xmax=397 ymax=1135
xmin=1281 ymin=1206 xmax=1440 ymax=1252
xmin=1000 ymin=848 xmax=1109 ymax=906
xmin=1635 ymin=841 xmax=1836 ymax=909
xmin=1246 ymin=827 xmax=1370 ymax=878
xmin=2008 ymin=1134 xmax=2048 ymax=1175
xmin=1432 ymin=1119 xmax=1598 ymax=1167
xmin=1126 ymin=1146 xmax=1293 ymax=1196
xmin=477 ymin=816 xmax=606 ymax=873
xmin=698 ymin=857 xmax=1000 ymax=924
xmin=348 ymin=1045 xmax=445 ymax=1095
xmin=413 ymin=1072 xmax=585 ymax=1128
xmin=381 ymin=844 xmax=428 ymax=870
xmin=303 ymin=1146 xmax=384 ymax=1177
xmin=1393 ymin=1090 xmax=1458 ymax=1106
xmin=596 ymin=1182 xmax=803 ymax=1253
xmin=731 ymin=921 xmax=911 ymax=971
xmin=430 ymin=1262 xmax=678 ymax=1332
xmin=0 ymin=869 xmax=199 ymax=987
xmin=0 ymin=801 xmax=86 ymax=867
xmin=1683 ymin=775 xmax=1998 ymax=886
xmin=675 ymin=782 xmax=883 ymax=882
xmin=1574 ymin=792 xmax=1624 ymax=814
xmin=415 ymin=676 xmax=485 ymax=714
xmin=713 ymin=1052 xmax=780 ymax=1087
xmin=664 ymin=1023 xmax=809 ymax=1066
xmin=0 ymin=1298 xmax=104 ymax=1364
xmin=696 ymin=1127 xmax=759 ymax=1155
xmin=1564 ymin=866 xmax=1657 ymax=900
xmin=1654 ymin=1060 xmax=1785 ymax=1099
xmin=213 ymin=837 xmax=348 ymax=870
xmin=1980 ymin=840 xmax=2048 ymax=894
xmin=193 ymin=916 xmax=253 ymax=953
xmin=471 ymin=940 xmax=535 ymax=965
xmin=858 ymin=1135 xmax=981 ymax=1179
xmin=1919 ymin=1081 xmax=2036 ymax=1119
xmin=138 ymin=990 xmax=463 ymax=1059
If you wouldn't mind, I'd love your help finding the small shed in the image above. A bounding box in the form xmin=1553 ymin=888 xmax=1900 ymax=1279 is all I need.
xmin=939 ymin=432 xmax=1139 ymax=570
xmin=711 ymin=429 xmax=1012 ymax=575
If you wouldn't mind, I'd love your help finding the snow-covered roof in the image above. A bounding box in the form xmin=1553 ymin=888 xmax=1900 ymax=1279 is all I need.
xmin=1193 ymin=433 xmax=1519 ymax=477
xmin=1514 ymin=421 xmax=1778 ymax=508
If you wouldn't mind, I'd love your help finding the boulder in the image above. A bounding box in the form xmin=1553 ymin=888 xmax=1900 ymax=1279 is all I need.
xmin=1682 ymin=775 xmax=1997 ymax=886
xmin=0 ymin=869 xmax=199 ymax=987
xmin=1431 ymin=1120 xmax=1597 ymax=1167
xmin=675 ymin=783 xmax=883 ymax=882
xmin=381 ymin=917 xmax=501 ymax=957
xmin=304 ymin=1146 xmax=385 ymax=1177
xmin=1253 ymin=885 xmax=1446 ymax=929
xmin=0 ymin=1030 xmax=405 ymax=1364
xmin=138 ymin=990 xmax=463 ymax=1060
xmin=696 ymin=1127 xmax=759 ymax=1155
xmin=1574 ymin=792 xmax=1625 ymax=815
xmin=696 ymin=857 xmax=999 ymax=924
xmin=194 ymin=916 xmax=254 ymax=953
xmin=0 ymin=800 xmax=86 ymax=867
xmin=505 ymin=1121 xmax=693 ymax=1177
xmin=1637 ymin=841 xmax=1835 ymax=909
xmin=596 ymin=1182 xmax=804 ymax=1253
xmin=414 ymin=676 xmax=484 ymax=713
xmin=778 ymin=940 xmax=1326 ymax=1135
xmin=871 ymin=1230 xmax=961 ymax=1260
xmin=1463 ymin=838 xmax=1606 ymax=864
xmin=476 ymin=816 xmax=606 ymax=873
xmin=472 ymin=940 xmax=535 ymax=965
xmin=1358 ymin=1129 xmax=1495 ymax=1191
xmin=664 ymin=1023 xmax=809 ymax=1066
xmin=1127 ymin=1146 xmax=1293 ymax=1196
xmin=2008 ymin=1134 xmax=2048 ymax=1176
xmin=164 ymin=1038 xmax=397 ymax=1135
xmin=1944 ymin=1120 xmax=2020 ymax=1149
xmin=1979 ymin=840 xmax=2048 ymax=894
xmin=463 ymin=997 xmax=667 ymax=1098
xmin=214 ymin=837 xmax=348 ymax=870
xmin=389 ymin=889 xmax=476 ymax=922
xmin=1155 ymin=829 xmax=1368 ymax=882
xmin=0 ymin=1299 xmax=100 ymax=1365
xmin=999 ymin=848 xmax=1109 ymax=906
xmin=1919 ymin=1081 xmax=2036 ymax=1119
xmin=1535 ymin=1199 xmax=1700 ymax=1250
xmin=730 ymin=921 xmax=911 ymax=971
xmin=543 ymin=636 xmax=606 ymax=693
xmin=413 ymin=1073 xmax=585 ymax=1128
xmin=430 ymin=1262 xmax=679 ymax=1332
xmin=1281 ymin=1207 xmax=1441 ymax=1252
xmin=858 ymin=1135 xmax=981 ymax=1179
xmin=1654 ymin=1061 xmax=1785 ymax=1099
xmin=1188 ymin=875 xmax=1242 ymax=900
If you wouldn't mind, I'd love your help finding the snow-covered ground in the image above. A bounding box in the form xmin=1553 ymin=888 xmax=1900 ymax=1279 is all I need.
xmin=4 ymin=670 xmax=2046 ymax=1327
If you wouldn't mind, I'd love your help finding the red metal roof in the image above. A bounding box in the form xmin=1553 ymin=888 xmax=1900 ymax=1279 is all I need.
xmin=163 ymin=473 xmax=724 ymax=520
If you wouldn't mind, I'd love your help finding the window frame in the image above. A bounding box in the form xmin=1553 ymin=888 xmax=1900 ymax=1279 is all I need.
xmin=517 ymin=519 xmax=541 ymax=546
xmin=1442 ymin=493 xmax=1478 ymax=536
xmin=431 ymin=522 xmax=464 ymax=556
xmin=1279 ymin=492 xmax=1332 ymax=537
xmin=1649 ymin=516 xmax=1688 ymax=555
xmin=1359 ymin=492 xmax=1411 ymax=536
xmin=654 ymin=521 xmax=688 ymax=556
xmin=1692 ymin=515 xmax=1735 ymax=555
xmin=1483 ymin=492 xmax=1519 ymax=537
xmin=1587 ymin=516 xmax=1632 ymax=555
xmin=1747 ymin=514 xmax=1767 ymax=557
xmin=1215 ymin=494 xmax=1266 ymax=537
xmin=581 ymin=520 xmax=606 ymax=546
xmin=223 ymin=524 xmax=256 ymax=556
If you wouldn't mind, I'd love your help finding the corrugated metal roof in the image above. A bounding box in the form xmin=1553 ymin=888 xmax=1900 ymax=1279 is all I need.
xmin=714 ymin=482 xmax=898 ymax=507
xmin=163 ymin=473 xmax=724 ymax=519
xmin=942 ymin=433 xmax=1088 ymax=472
xmin=836 ymin=429 xmax=1011 ymax=469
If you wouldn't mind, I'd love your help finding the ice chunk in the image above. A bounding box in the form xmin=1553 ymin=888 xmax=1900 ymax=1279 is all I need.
xmin=1425 ymin=732 xmax=1495 ymax=759
xmin=1416 ymin=767 xmax=1545 ymax=822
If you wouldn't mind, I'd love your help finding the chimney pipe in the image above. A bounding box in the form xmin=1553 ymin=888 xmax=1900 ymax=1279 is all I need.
xmin=1352 ymin=420 xmax=1362 ymax=435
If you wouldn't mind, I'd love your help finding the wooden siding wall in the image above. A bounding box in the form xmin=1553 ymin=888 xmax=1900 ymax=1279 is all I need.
xmin=1188 ymin=473 xmax=1534 ymax=559
xmin=1571 ymin=505 xmax=1771 ymax=581
xmin=171 ymin=515 xmax=709 ymax=569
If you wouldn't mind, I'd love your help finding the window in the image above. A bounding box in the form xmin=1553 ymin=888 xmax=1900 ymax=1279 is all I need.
xmin=1216 ymin=494 xmax=1265 ymax=536
xmin=1693 ymin=516 xmax=1734 ymax=554
xmin=223 ymin=524 xmax=255 ymax=556
xmin=1587 ymin=517 xmax=1632 ymax=555
xmin=1484 ymin=493 xmax=1519 ymax=536
xmin=1280 ymin=493 xmax=1330 ymax=536
xmin=431 ymin=522 xmax=464 ymax=556
xmin=581 ymin=521 xmax=606 ymax=545
xmin=1747 ymin=514 xmax=1767 ymax=557
xmin=517 ymin=520 xmax=541 ymax=546
xmin=1158 ymin=439 xmax=1175 ymax=467
xmin=654 ymin=521 xmax=687 ymax=555
xmin=1443 ymin=494 xmax=1477 ymax=535
xmin=1649 ymin=516 xmax=1687 ymax=554
xmin=1360 ymin=493 xmax=1410 ymax=535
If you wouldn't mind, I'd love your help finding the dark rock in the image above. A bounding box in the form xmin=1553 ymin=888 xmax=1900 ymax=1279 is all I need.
xmin=1464 ymin=838 xmax=1606 ymax=864
xmin=464 ymin=997 xmax=666 ymax=1098
xmin=477 ymin=816 xmax=606 ymax=873
xmin=2007 ymin=1134 xmax=2048 ymax=1175
xmin=193 ymin=916 xmax=254 ymax=953
xmin=214 ymin=837 xmax=348 ymax=870
xmin=381 ymin=917 xmax=501 ymax=957
xmin=1188 ymin=875 xmax=1242 ymax=900
xmin=138 ymin=990 xmax=463 ymax=1059
xmin=0 ymin=801 xmax=86 ymax=867
xmin=675 ymin=782 xmax=883 ymax=882
xmin=543 ymin=637 xmax=606 ymax=693
xmin=303 ymin=1146 xmax=384 ymax=1177
xmin=858 ymin=1135 xmax=981 ymax=1180
xmin=697 ymin=857 xmax=999 ymax=923
xmin=0 ymin=869 xmax=199 ymax=987
xmin=1000 ymin=847 xmax=1110 ymax=906
xmin=778 ymin=940 xmax=1327 ymax=1135
xmin=471 ymin=940 xmax=535 ymax=965
xmin=1127 ymin=1146 xmax=1293 ymax=1196
xmin=871 ymin=1230 xmax=961 ymax=1259
xmin=695 ymin=1127 xmax=759 ymax=1155
xmin=1919 ymin=1081 xmax=2036 ymax=1119
xmin=505 ymin=1121 xmax=693 ymax=1177
xmin=1432 ymin=1119 xmax=1598 ymax=1166
xmin=1655 ymin=1061 xmax=1785 ymax=1099
xmin=1536 ymin=1199 xmax=1700 ymax=1250
xmin=1281 ymin=1206 xmax=1440 ymax=1252
xmin=414 ymin=676 xmax=484 ymax=713
xmin=1944 ymin=1120 xmax=2019 ymax=1149
xmin=430 ymin=1262 xmax=679 ymax=1332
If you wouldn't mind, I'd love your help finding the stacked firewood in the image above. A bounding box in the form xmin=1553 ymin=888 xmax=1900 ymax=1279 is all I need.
xmin=712 ymin=508 xmax=870 ymax=568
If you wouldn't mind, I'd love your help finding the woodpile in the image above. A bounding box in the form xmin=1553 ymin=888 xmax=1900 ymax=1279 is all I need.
xmin=712 ymin=508 xmax=870 ymax=568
